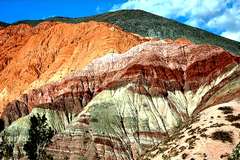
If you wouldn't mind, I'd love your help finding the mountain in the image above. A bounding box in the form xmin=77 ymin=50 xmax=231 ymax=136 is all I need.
xmin=0 ymin=21 xmax=148 ymax=116
xmin=13 ymin=10 xmax=240 ymax=55
xmin=0 ymin=10 xmax=240 ymax=160
xmin=0 ymin=21 xmax=8 ymax=26
xmin=0 ymin=21 xmax=8 ymax=30
xmin=3 ymin=38 xmax=240 ymax=160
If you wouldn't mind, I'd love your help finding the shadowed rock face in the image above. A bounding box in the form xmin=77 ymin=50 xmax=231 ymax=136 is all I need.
xmin=1 ymin=100 xmax=29 ymax=127
xmin=2 ymin=38 xmax=240 ymax=159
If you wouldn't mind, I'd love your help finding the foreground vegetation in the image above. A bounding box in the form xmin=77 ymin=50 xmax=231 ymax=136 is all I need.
xmin=0 ymin=114 xmax=54 ymax=160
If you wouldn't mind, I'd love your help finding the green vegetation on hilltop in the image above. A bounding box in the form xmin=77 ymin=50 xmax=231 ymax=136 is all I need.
xmin=11 ymin=10 xmax=240 ymax=55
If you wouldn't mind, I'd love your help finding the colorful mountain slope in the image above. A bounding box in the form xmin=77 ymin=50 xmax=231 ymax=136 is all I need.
xmin=2 ymin=39 xmax=240 ymax=160
xmin=45 ymin=41 xmax=240 ymax=160
xmin=0 ymin=11 xmax=240 ymax=160
xmin=0 ymin=21 xmax=149 ymax=115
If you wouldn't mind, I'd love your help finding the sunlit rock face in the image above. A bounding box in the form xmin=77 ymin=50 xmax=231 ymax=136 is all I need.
xmin=1 ymin=22 xmax=240 ymax=160
xmin=0 ymin=21 xmax=148 ymax=115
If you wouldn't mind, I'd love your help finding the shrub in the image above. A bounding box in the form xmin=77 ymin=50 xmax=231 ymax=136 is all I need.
xmin=231 ymin=123 xmax=240 ymax=129
xmin=0 ymin=119 xmax=4 ymax=132
xmin=218 ymin=106 xmax=233 ymax=114
xmin=23 ymin=114 xmax=54 ymax=160
xmin=0 ymin=131 xmax=14 ymax=159
xmin=225 ymin=114 xmax=240 ymax=122
xmin=211 ymin=131 xmax=233 ymax=143
xmin=229 ymin=143 xmax=240 ymax=160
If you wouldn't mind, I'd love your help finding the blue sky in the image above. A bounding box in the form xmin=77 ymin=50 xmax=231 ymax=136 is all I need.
xmin=0 ymin=0 xmax=126 ymax=23
xmin=0 ymin=0 xmax=239 ymax=41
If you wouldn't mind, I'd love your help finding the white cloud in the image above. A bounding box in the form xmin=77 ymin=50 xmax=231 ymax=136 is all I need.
xmin=221 ymin=31 xmax=240 ymax=41
xmin=112 ymin=0 xmax=240 ymax=41
xmin=207 ymin=3 xmax=240 ymax=32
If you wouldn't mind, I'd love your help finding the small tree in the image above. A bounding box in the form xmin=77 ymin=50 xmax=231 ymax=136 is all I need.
xmin=0 ymin=131 xmax=14 ymax=159
xmin=23 ymin=114 xmax=54 ymax=160
xmin=229 ymin=142 xmax=240 ymax=160
xmin=0 ymin=119 xmax=4 ymax=133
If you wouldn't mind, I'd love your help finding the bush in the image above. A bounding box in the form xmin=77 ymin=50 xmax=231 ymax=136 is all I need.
xmin=218 ymin=106 xmax=233 ymax=114
xmin=0 ymin=131 xmax=14 ymax=159
xmin=211 ymin=131 xmax=233 ymax=143
xmin=229 ymin=143 xmax=240 ymax=160
xmin=0 ymin=119 xmax=4 ymax=132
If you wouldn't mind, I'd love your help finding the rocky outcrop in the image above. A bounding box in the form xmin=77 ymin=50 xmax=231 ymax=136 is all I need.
xmin=11 ymin=10 xmax=240 ymax=54
xmin=1 ymin=100 xmax=29 ymax=127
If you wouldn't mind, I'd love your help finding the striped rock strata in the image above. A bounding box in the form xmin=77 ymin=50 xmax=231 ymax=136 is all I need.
xmin=45 ymin=41 xmax=240 ymax=160
xmin=4 ymin=40 xmax=240 ymax=159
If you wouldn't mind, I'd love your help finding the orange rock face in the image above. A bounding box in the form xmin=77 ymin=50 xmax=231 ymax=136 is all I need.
xmin=0 ymin=21 xmax=149 ymax=114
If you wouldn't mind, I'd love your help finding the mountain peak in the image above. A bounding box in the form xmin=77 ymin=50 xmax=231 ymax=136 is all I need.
xmin=5 ymin=9 xmax=239 ymax=55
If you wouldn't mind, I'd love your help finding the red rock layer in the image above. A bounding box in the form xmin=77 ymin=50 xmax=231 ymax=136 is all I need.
xmin=22 ymin=41 xmax=240 ymax=108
